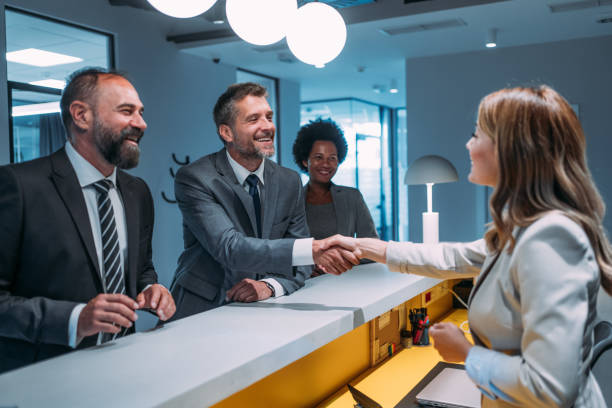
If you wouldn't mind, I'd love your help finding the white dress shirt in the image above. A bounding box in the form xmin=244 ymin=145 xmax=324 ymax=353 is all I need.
xmin=226 ymin=151 xmax=314 ymax=298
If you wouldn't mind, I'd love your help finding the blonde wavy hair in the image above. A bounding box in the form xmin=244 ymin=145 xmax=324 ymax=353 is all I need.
xmin=479 ymin=85 xmax=612 ymax=294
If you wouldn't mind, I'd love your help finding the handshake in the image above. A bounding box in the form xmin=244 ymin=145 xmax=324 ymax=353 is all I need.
xmin=311 ymin=234 xmax=363 ymax=275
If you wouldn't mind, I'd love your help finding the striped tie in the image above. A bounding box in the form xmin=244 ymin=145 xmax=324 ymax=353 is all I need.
xmin=93 ymin=179 xmax=127 ymax=342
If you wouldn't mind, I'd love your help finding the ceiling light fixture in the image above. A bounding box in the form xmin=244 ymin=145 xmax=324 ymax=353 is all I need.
xmin=226 ymin=0 xmax=297 ymax=46
xmin=286 ymin=2 xmax=347 ymax=68
xmin=389 ymin=79 xmax=399 ymax=94
xmin=486 ymin=28 xmax=497 ymax=48
xmin=147 ymin=0 xmax=218 ymax=18
xmin=6 ymin=48 xmax=82 ymax=67
xmin=12 ymin=102 xmax=60 ymax=117
xmin=29 ymin=79 xmax=66 ymax=89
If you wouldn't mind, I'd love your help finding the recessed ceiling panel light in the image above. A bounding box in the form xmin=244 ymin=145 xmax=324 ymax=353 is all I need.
xmin=12 ymin=101 xmax=60 ymax=117
xmin=29 ymin=79 xmax=67 ymax=89
xmin=6 ymin=48 xmax=82 ymax=67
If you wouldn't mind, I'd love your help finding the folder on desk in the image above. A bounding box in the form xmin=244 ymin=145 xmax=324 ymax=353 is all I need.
xmin=347 ymin=384 xmax=382 ymax=408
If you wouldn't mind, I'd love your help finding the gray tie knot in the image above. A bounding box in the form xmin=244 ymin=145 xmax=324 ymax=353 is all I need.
xmin=93 ymin=179 xmax=114 ymax=195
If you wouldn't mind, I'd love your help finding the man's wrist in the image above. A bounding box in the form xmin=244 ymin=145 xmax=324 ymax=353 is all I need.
xmin=263 ymin=281 xmax=275 ymax=297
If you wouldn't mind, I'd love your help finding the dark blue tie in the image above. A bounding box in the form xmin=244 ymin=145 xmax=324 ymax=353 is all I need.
xmin=245 ymin=174 xmax=262 ymax=238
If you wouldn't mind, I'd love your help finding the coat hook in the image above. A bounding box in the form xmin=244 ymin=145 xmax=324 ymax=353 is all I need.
xmin=172 ymin=153 xmax=190 ymax=166
xmin=161 ymin=191 xmax=177 ymax=204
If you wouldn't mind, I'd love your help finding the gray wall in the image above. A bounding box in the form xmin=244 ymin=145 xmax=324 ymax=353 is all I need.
xmin=405 ymin=34 xmax=612 ymax=318
xmin=278 ymin=78 xmax=301 ymax=172
xmin=0 ymin=0 xmax=301 ymax=328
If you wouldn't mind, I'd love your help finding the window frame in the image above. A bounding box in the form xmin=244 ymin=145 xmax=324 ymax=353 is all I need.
xmin=4 ymin=6 xmax=116 ymax=163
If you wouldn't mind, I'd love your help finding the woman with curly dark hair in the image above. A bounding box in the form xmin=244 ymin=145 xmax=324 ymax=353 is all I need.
xmin=293 ymin=119 xmax=378 ymax=264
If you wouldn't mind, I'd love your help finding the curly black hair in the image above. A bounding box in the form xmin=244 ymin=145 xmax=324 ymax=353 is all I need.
xmin=292 ymin=118 xmax=348 ymax=173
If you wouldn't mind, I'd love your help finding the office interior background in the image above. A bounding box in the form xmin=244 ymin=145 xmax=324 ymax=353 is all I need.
xmin=1 ymin=0 xmax=612 ymax=329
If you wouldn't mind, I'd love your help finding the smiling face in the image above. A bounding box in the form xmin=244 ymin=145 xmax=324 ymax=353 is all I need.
xmin=304 ymin=140 xmax=339 ymax=185
xmin=466 ymin=127 xmax=498 ymax=187
xmin=221 ymin=95 xmax=275 ymax=169
xmin=91 ymin=76 xmax=147 ymax=169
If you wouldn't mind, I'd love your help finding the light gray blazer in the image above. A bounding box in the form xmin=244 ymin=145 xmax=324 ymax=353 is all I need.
xmin=386 ymin=212 xmax=605 ymax=408
xmin=170 ymin=149 xmax=311 ymax=319
xmin=304 ymin=183 xmax=378 ymax=238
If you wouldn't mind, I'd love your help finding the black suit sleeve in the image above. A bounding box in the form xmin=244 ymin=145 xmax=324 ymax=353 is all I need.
xmin=0 ymin=166 xmax=76 ymax=347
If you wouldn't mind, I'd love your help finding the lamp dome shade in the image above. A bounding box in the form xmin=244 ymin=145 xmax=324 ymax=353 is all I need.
xmin=147 ymin=0 xmax=218 ymax=18
xmin=286 ymin=2 xmax=347 ymax=68
xmin=404 ymin=155 xmax=459 ymax=185
xmin=226 ymin=0 xmax=298 ymax=46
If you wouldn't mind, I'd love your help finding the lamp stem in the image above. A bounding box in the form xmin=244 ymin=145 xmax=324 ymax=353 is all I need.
xmin=426 ymin=183 xmax=434 ymax=213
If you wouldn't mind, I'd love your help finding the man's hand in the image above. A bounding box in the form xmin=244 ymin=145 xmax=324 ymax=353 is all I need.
xmin=312 ymin=235 xmax=361 ymax=275
xmin=430 ymin=322 xmax=473 ymax=362
xmin=226 ymin=278 xmax=273 ymax=303
xmin=77 ymin=293 xmax=139 ymax=338
xmin=136 ymin=284 xmax=176 ymax=321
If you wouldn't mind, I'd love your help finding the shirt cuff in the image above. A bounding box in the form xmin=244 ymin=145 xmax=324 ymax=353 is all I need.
xmin=292 ymin=237 xmax=314 ymax=266
xmin=68 ymin=303 xmax=87 ymax=348
xmin=260 ymin=278 xmax=285 ymax=297
xmin=465 ymin=346 xmax=515 ymax=403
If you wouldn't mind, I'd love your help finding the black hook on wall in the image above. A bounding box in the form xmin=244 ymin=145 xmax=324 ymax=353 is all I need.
xmin=162 ymin=153 xmax=190 ymax=204
xmin=172 ymin=153 xmax=190 ymax=166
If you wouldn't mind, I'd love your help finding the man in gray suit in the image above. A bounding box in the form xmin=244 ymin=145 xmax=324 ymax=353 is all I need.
xmin=169 ymin=83 xmax=358 ymax=319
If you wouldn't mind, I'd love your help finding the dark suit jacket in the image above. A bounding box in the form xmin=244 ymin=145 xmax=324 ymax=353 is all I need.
xmin=327 ymin=184 xmax=378 ymax=238
xmin=0 ymin=148 xmax=157 ymax=373
xmin=170 ymin=149 xmax=311 ymax=319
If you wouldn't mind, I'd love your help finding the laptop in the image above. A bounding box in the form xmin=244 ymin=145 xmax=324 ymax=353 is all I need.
xmin=347 ymin=384 xmax=382 ymax=408
xmin=415 ymin=367 xmax=481 ymax=408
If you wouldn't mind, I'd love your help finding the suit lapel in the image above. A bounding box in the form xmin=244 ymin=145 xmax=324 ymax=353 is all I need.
xmin=262 ymin=161 xmax=279 ymax=239
xmin=49 ymin=148 xmax=102 ymax=289
xmin=116 ymin=171 xmax=138 ymax=297
xmin=215 ymin=150 xmax=259 ymax=237
xmin=329 ymin=184 xmax=345 ymax=235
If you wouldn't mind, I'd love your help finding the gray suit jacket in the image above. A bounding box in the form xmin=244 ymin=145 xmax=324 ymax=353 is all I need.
xmin=170 ymin=149 xmax=311 ymax=319
xmin=304 ymin=183 xmax=378 ymax=239
xmin=386 ymin=212 xmax=606 ymax=408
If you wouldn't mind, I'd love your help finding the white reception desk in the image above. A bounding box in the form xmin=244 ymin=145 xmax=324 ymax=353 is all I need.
xmin=0 ymin=263 xmax=441 ymax=408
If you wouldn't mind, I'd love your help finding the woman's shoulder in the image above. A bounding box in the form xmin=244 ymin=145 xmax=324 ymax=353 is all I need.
xmin=517 ymin=211 xmax=592 ymax=253
xmin=331 ymin=184 xmax=363 ymax=196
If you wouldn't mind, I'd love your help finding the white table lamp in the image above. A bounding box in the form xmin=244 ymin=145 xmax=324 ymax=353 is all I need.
xmin=405 ymin=155 xmax=458 ymax=244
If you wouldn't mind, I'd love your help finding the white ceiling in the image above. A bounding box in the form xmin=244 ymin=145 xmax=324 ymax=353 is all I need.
xmin=177 ymin=0 xmax=612 ymax=107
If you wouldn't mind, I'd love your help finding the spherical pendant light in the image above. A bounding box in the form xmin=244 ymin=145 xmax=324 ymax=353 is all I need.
xmin=147 ymin=0 xmax=218 ymax=18
xmin=226 ymin=0 xmax=298 ymax=46
xmin=286 ymin=2 xmax=347 ymax=68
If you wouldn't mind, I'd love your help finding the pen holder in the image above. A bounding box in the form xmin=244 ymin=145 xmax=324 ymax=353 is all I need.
xmin=409 ymin=307 xmax=430 ymax=346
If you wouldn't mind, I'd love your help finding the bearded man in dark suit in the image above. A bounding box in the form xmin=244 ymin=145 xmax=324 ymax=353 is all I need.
xmin=0 ymin=67 xmax=175 ymax=373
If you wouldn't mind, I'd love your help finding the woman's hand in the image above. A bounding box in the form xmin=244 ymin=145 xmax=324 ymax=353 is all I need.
xmin=430 ymin=322 xmax=473 ymax=362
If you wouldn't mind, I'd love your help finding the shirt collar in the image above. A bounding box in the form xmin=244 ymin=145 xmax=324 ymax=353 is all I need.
xmin=65 ymin=141 xmax=117 ymax=188
xmin=226 ymin=150 xmax=265 ymax=186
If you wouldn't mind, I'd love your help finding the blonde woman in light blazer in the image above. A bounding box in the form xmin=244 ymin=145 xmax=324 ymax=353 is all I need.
xmin=325 ymin=86 xmax=612 ymax=407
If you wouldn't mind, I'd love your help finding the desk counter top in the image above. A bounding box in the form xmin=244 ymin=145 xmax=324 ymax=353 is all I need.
xmin=0 ymin=263 xmax=440 ymax=408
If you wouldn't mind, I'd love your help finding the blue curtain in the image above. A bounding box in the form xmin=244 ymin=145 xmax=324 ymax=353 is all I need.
xmin=39 ymin=113 xmax=67 ymax=157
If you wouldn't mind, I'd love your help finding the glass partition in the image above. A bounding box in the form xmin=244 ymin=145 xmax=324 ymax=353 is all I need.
xmin=5 ymin=8 xmax=113 ymax=163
